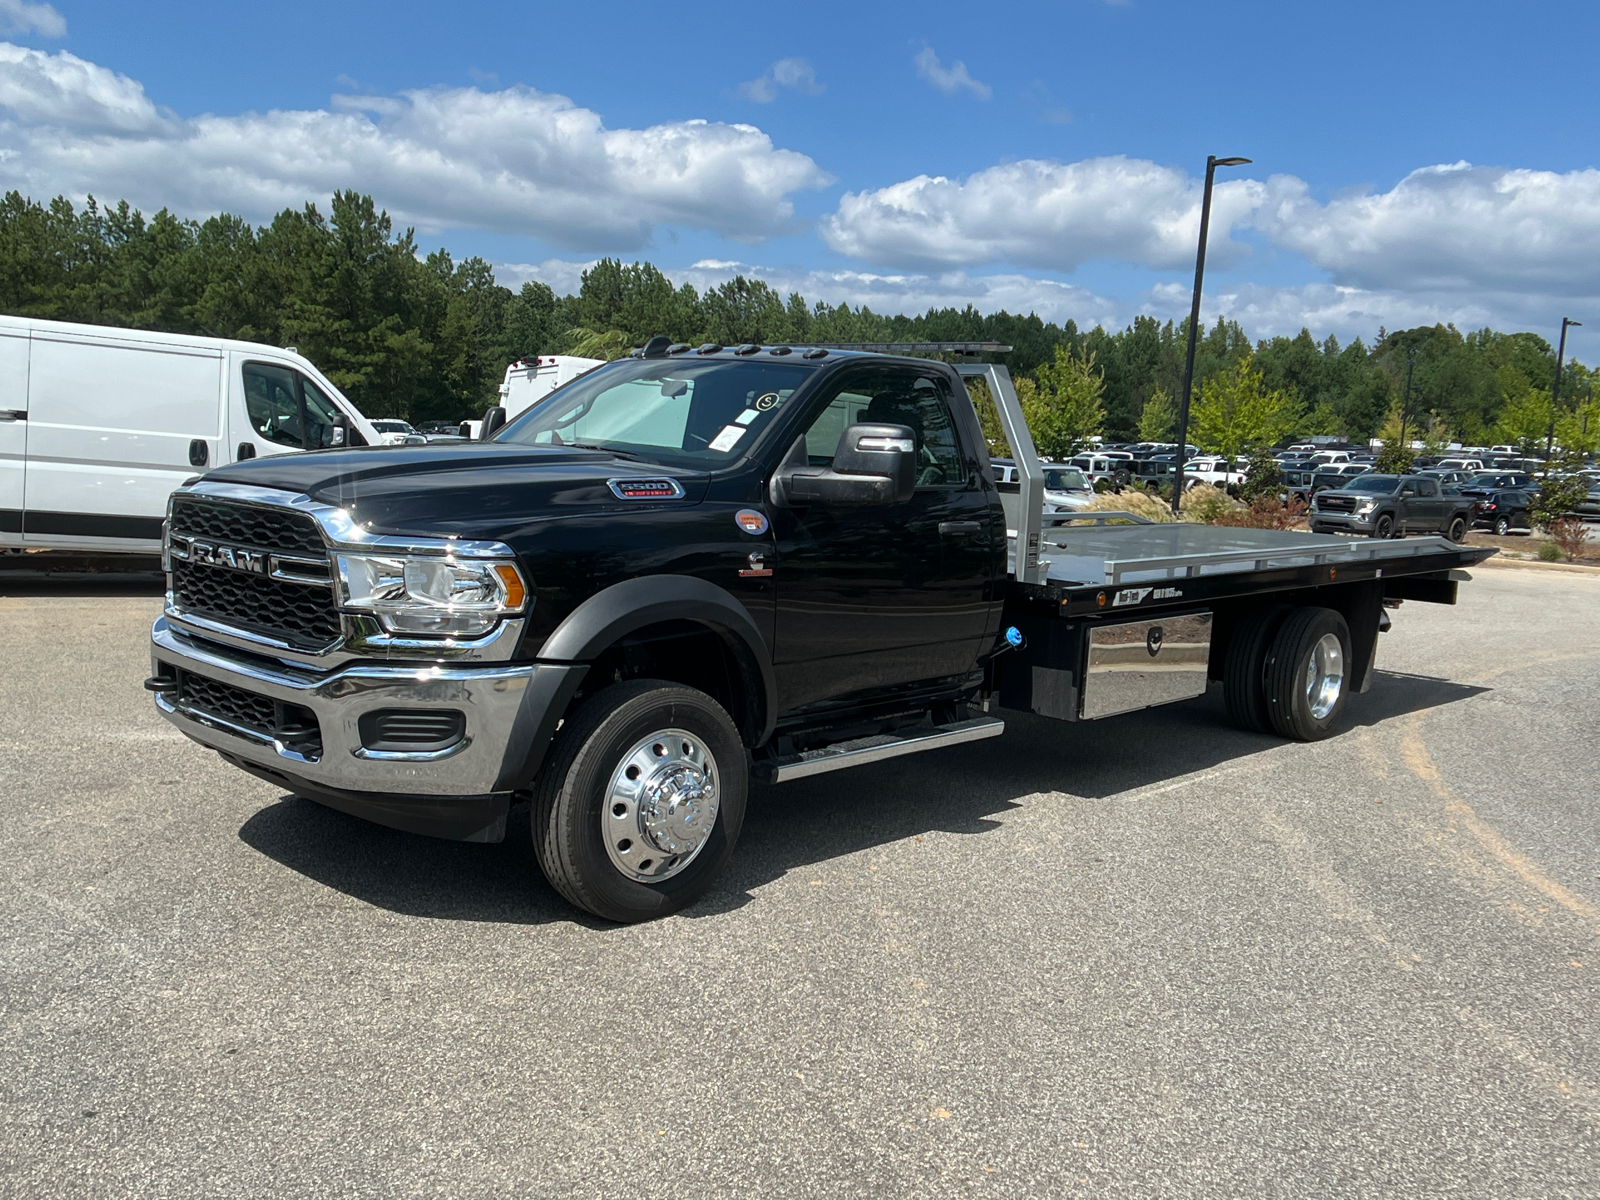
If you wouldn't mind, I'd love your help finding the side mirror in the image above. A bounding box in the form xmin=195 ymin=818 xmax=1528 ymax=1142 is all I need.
xmin=328 ymin=411 xmax=347 ymax=447
xmin=771 ymin=423 xmax=917 ymax=508
xmin=480 ymin=406 xmax=508 ymax=440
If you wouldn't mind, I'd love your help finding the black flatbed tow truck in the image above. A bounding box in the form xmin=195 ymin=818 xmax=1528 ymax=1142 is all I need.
xmin=147 ymin=340 xmax=1492 ymax=921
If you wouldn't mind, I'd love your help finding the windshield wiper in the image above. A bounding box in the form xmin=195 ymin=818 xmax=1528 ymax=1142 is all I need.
xmin=567 ymin=442 xmax=645 ymax=461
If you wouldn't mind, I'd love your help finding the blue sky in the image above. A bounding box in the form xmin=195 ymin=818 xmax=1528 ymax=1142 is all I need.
xmin=3 ymin=0 xmax=1598 ymax=350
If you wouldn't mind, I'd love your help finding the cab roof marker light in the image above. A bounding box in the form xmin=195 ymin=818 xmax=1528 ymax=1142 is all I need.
xmin=697 ymin=343 xmax=724 ymax=354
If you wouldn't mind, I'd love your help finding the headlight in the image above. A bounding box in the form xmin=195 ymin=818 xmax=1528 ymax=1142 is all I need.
xmin=336 ymin=553 xmax=528 ymax=636
xmin=1355 ymin=498 xmax=1379 ymax=514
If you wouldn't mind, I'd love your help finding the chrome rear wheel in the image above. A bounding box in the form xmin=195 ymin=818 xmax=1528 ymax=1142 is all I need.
xmin=1304 ymin=632 xmax=1344 ymax=720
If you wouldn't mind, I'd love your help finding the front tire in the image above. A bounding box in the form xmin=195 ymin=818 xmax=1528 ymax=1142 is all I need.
xmin=1373 ymin=513 xmax=1395 ymax=539
xmin=1264 ymin=607 xmax=1352 ymax=742
xmin=533 ymin=680 xmax=748 ymax=923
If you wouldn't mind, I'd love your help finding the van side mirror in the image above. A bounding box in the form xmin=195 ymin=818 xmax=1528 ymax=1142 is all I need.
xmin=330 ymin=413 xmax=347 ymax=447
xmin=480 ymin=406 xmax=508 ymax=440
xmin=770 ymin=423 xmax=917 ymax=508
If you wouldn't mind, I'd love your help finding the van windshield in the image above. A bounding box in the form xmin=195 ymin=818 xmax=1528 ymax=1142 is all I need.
xmin=495 ymin=357 xmax=818 ymax=469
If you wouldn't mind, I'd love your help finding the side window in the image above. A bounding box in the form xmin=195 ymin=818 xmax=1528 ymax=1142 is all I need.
xmin=1416 ymin=479 xmax=1438 ymax=497
xmin=799 ymin=369 xmax=964 ymax=486
xmin=243 ymin=363 xmax=303 ymax=448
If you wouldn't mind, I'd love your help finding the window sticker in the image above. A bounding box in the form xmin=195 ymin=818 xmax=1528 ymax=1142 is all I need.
xmin=708 ymin=425 xmax=746 ymax=453
xmin=753 ymin=391 xmax=782 ymax=412
xmin=734 ymin=408 xmax=761 ymax=426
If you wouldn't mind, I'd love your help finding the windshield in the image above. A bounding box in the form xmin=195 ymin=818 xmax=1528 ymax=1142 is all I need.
xmin=1043 ymin=468 xmax=1090 ymax=491
xmin=372 ymin=420 xmax=412 ymax=433
xmin=495 ymin=357 xmax=818 ymax=468
xmin=1344 ymin=476 xmax=1401 ymax=494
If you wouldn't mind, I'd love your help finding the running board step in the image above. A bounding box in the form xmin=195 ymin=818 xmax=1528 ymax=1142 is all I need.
xmin=753 ymin=716 xmax=1005 ymax=784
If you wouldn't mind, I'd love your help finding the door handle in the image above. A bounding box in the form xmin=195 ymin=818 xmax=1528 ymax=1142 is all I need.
xmin=0 ymin=409 xmax=24 ymax=421
xmin=938 ymin=520 xmax=983 ymax=536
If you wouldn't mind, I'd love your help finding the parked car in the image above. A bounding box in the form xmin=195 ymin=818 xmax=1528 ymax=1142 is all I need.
xmin=1435 ymin=457 xmax=1485 ymax=473
xmin=1470 ymin=489 xmax=1533 ymax=535
xmin=371 ymin=419 xmax=424 ymax=446
xmin=1069 ymin=453 xmax=1131 ymax=487
xmin=1576 ymin=486 xmax=1600 ymax=519
xmin=1417 ymin=468 xmax=1476 ymax=487
xmin=1182 ymin=455 xmax=1245 ymax=488
xmin=1458 ymin=471 xmax=1534 ymax=497
xmin=1042 ymin=466 xmax=1095 ymax=511
xmin=990 ymin=458 xmax=1019 ymax=484
xmin=0 ymin=314 xmax=379 ymax=554
xmin=1130 ymin=457 xmax=1177 ymax=489
xmin=1309 ymin=464 xmax=1371 ymax=496
xmin=1282 ymin=465 xmax=1319 ymax=505
xmin=1310 ymin=474 xmax=1474 ymax=541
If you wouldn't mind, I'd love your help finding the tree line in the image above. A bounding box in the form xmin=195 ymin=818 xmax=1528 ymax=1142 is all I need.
xmin=0 ymin=189 xmax=1592 ymax=454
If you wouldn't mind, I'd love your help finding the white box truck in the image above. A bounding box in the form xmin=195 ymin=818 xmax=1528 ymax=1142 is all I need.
xmin=0 ymin=316 xmax=379 ymax=553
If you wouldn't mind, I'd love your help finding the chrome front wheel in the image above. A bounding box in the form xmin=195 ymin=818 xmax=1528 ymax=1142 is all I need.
xmin=604 ymin=729 xmax=720 ymax=883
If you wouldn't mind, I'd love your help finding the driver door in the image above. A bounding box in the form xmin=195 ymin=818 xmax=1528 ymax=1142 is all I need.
xmin=770 ymin=366 xmax=999 ymax=712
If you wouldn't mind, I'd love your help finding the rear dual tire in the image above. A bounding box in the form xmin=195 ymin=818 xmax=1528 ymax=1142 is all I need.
xmin=1226 ymin=605 xmax=1352 ymax=742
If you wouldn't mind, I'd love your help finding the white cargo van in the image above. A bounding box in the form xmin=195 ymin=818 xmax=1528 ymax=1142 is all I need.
xmin=497 ymin=355 xmax=604 ymax=421
xmin=0 ymin=316 xmax=378 ymax=553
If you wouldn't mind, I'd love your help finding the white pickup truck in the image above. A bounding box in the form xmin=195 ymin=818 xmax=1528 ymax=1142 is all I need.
xmin=1182 ymin=456 xmax=1246 ymax=489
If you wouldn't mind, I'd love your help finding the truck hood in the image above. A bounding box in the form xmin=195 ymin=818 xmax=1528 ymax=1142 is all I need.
xmin=202 ymin=443 xmax=711 ymax=539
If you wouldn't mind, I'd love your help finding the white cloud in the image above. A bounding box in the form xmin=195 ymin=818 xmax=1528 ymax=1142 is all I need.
xmin=0 ymin=43 xmax=169 ymax=134
xmin=0 ymin=43 xmax=831 ymax=250
xmin=823 ymin=155 xmax=1263 ymax=272
xmin=738 ymin=57 xmax=824 ymax=104
xmin=0 ymin=0 xmax=64 ymax=38
xmin=1255 ymin=162 xmax=1600 ymax=296
xmin=913 ymin=47 xmax=990 ymax=99
xmin=497 ymin=255 xmax=1118 ymax=328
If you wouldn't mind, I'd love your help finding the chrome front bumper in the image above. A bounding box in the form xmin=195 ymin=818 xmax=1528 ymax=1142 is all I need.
xmin=151 ymin=616 xmax=579 ymax=803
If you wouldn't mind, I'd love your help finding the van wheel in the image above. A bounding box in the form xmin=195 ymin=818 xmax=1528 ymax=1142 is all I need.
xmin=1446 ymin=516 xmax=1468 ymax=542
xmin=533 ymin=679 xmax=747 ymax=923
xmin=1264 ymin=608 xmax=1352 ymax=742
xmin=1223 ymin=603 xmax=1292 ymax=734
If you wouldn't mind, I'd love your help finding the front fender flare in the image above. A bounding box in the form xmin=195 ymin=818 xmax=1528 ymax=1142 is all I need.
xmin=539 ymin=574 xmax=777 ymax=744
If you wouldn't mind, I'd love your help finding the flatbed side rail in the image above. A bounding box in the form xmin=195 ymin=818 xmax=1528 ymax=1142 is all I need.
xmin=957 ymin=362 xmax=1047 ymax=585
xmin=1073 ymin=535 xmax=1479 ymax=588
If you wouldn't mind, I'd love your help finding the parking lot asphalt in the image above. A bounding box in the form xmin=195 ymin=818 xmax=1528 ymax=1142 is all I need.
xmin=2 ymin=568 xmax=1598 ymax=1199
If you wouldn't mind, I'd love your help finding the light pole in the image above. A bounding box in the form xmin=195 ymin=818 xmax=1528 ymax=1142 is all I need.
xmin=1544 ymin=316 xmax=1581 ymax=473
xmin=1172 ymin=154 xmax=1252 ymax=513
xmin=1398 ymin=346 xmax=1417 ymax=449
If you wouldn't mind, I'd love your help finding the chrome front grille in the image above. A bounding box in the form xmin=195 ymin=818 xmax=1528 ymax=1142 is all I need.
xmin=171 ymin=495 xmax=326 ymax=556
xmin=167 ymin=496 xmax=342 ymax=651
xmin=172 ymin=558 xmax=342 ymax=650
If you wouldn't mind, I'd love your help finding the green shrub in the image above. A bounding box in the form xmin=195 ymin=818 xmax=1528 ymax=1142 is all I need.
xmin=1237 ymin=446 xmax=1282 ymax=503
xmin=1537 ymin=540 xmax=1563 ymax=562
xmin=1531 ymin=475 xmax=1589 ymax=529
xmin=1374 ymin=443 xmax=1415 ymax=475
